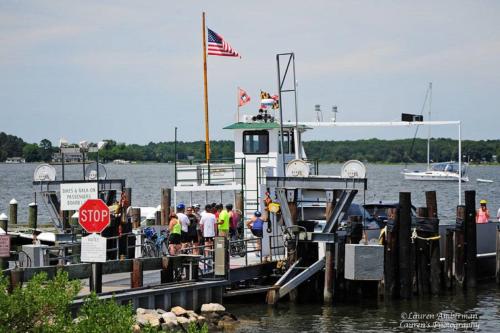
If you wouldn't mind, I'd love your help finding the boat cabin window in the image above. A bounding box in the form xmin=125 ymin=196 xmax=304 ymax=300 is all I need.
xmin=279 ymin=131 xmax=295 ymax=154
xmin=243 ymin=130 xmax=269 ymax=154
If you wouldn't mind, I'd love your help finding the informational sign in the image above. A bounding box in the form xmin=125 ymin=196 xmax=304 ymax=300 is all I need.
xmin=79 ymin=199 xmax=111 ymax=234
xmin=0 ymin=235 xmax=10 ymax=258
xmin=60 ymin=183 xmax=98 ymax=211
xmin=80 ymin=233 xmax=107 ymax=262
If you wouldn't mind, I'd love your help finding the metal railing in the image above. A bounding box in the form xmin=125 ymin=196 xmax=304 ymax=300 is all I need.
xmin=175 ymin=158 xmax=246 ymax=187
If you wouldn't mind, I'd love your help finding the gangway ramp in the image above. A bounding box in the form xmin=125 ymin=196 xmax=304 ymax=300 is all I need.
xmin=266 ymin=257 xmax=325 ymax=304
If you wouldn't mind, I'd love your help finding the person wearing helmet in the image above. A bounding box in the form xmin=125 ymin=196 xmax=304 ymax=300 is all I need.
xmin=476 ymin=199 xmax=490 ymax=224
xmin=246 ymin=211 xmax=265 ymax=255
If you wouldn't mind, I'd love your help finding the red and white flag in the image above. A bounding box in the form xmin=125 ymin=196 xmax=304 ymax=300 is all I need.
xmin=238 ymin=88 xmax=251 ymax=107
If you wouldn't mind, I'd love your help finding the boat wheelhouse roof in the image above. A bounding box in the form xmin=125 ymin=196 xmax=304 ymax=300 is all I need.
xmin=223 ymin=121 xmax=311 ymax=130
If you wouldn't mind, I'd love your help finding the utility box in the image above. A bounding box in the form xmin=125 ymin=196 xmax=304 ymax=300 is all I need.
xmin=344 ymin=244 xmax=384 ymax=280
xmin=22 ymin=244 xmax=49 ymax=267
xmin=214 ymin=237 xmax=228 ymax=277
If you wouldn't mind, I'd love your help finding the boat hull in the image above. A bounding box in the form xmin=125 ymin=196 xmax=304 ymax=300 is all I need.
xmin=403 ymin=171 xmax=469 ymax=182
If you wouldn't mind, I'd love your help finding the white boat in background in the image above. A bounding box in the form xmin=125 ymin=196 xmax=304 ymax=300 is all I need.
xmin=476 ymin=178 xmax=493 ymax=183
xmin=404 ymin=162 xmax=469 ymax=182
xmin=402 ymin=83 xmax=468 ymax=182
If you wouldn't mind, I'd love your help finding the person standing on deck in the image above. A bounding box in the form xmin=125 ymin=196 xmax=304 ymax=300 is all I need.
xmin=168 ymin=212 xmax=181 ymax=255
xmin=186 ymin=206 xmax=200 ymax=254
xmin=476 ymin=199 xmax=490 ymax=223
xmin=176 ymin=203 xmax=190 ymax=249
xmin=200 ymin=204 xmax=216 ymax=257
xmin=218 ymin=204 xmax=231 ymax=238
xmin=497 ymin=207 xmax=500 ymax=222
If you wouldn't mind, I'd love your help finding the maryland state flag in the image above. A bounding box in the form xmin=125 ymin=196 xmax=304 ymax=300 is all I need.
xmin=260 ymin=90 xmax=279 ymax=109
xmin=238 ymin=88 xmax=251 ymax=107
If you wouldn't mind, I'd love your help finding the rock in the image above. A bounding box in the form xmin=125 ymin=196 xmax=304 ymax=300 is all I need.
xmin=186 ymin=310 xmax=199 ymax=320
xmin=176 ymin=316 xmax=189 ymax=324
xmin=197 ymin=315 xmax=206 ymax=324
xmin=156 ymin=308 xmax=167 ymax=314
xmin=171 ymin=306 xmax=187 ymax=316
xmin=161 ymin=319 xmax=178 ymax=331
xmin=200 ymin=303 xmax=226 ymax=313
xmin=132 ymin=323 xmax=141 ymax=333
xmin=136 ymin=308 xmax=147 ymax=315
xmin=161 ymin=312 xmax=177 ymax=322
xmin=136 ymin=312 xmax=161 ymax=327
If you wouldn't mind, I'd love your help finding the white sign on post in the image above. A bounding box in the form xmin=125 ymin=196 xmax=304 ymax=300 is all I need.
xmin=80 ymin=233 xmax=107 ymax=263
xmin=60 ymin=183 xmax=98 ymax=211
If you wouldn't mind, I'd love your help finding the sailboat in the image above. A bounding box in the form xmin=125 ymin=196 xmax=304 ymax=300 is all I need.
xmin=403 ymin=83 xmax=469 ymax=182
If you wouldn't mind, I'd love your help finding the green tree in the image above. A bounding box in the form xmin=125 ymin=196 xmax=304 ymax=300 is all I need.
xmin=22 ymin=143 xmax=41 ymax=162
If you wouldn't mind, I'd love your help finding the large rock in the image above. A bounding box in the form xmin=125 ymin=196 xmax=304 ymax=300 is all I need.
xmin=136 ymin=312 xmax=161 ymax=327
xmin=161 ymin=312 xmax=177 ymax=322
xmin=161 ymin=318 xmax=178 ymax=331
xmin=171 ymin=306 xmax=187 ymax=316
xmin=176 ymin=316 xmax=189 ymax=324
xmin=200 ymin=303 xmax=226 ymax=313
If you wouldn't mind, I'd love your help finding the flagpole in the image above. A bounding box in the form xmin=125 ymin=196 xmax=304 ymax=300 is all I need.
xmin=202 ymin=12 xmax=210 ymax=163
xmin=237 ymin=87 xmax=240 ymax=122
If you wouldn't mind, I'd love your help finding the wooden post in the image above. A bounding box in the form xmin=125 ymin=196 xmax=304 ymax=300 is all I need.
xmin=496 ymin=227 xmax=500 ymax=285
xmin=425 ymin=191 xmax=441 ymax=294
xmin=444 ymin=228 xmax=454 ymax=289
xmin=0 ymin=213 xmax=7 ymax=233
xmin=325 ymin=190 xmax=335 ymax=222
xmin=89 ymin=263 xmax=102 ymax=294
xmin=455 ymin=205 xmax=465 ymax=288
xmin=384 ymin=207 xmax=399 ymax=298
xmin=9 ymin=199 xmax=17 ymax=226
xmin=161 ymin=188 xmax=171 ymax=226
xmin=131 ymin=259 xmax=143 ymax=288
xmin=161 ymin=257 xmax=173 ymax=283
xmin=130 ymin=208 xmax=141 ymax=229
xmin=155 ymin=209 xmax=162 ymax=226
xmin=464 ymin=190 xmax=477 ymax=289
xmin=0 ymin=213 xmax=8 ymax=270
xmin=28 ymin=203 xmax=37 ymax=229
xmin=399 ymin=192 xmax=412 ymax=299
xmin=9 ymin=267 xmax=24 ymax=293
xmin=415 ymin=210 xmax=430 ymax=296
xmin=324 ymin=243 xmax=334 ymax=303
xmin=425 ymin=191 xmax=438 ymax=220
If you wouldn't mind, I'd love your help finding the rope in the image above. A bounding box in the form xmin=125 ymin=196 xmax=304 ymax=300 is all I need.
xmin=411 ymin=228 xmax=440 ymax=243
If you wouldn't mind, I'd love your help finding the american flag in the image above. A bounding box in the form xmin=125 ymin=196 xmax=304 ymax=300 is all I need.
xmin=207 ymin=28 xmax=240 ymax=57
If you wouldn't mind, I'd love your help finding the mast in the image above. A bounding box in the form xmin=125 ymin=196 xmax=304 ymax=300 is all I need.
xmin=202 ymin=12 xmax=210 ymax=162
xmin=427 ymin=82 xmax=432 ymax=170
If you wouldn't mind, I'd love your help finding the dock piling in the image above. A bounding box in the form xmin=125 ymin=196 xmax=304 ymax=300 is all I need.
xmin=131 ymin=259 xmax=143 ymax=288
xmin=464 ymin=190 xmax=477 ymax=288
xmin=398 ymin=192 xmax=412 ymax=299
xmin=161 ymin=188 xmax=171 ymax=226
xmin=455 ymin=206 xmax=466 ymax=287
xmin=444 ymin=228 xmax=454 ymax=289
xmin=28 ymin=203 xmax=37 ymax=230
xmin=323 ymin=243 xmax=334 ymax=303
xmin=384 ymin=207 xmax=399 ymax=298
xmin=9 ymin=199 xmax=17 ymax=226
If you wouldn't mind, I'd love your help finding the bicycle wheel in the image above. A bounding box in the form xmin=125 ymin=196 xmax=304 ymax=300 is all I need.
xmin=141 ymin=240 xmax=157 ymax=258
xmin=160 ymin=237 xmax=169 ymax=256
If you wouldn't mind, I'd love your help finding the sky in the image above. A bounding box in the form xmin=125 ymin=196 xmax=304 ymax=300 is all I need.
xmin=1 ymin=1 xmax=499 ymax=145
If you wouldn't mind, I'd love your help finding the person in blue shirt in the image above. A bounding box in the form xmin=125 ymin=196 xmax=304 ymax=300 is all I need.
xmin=246 ymin=211 xmax=265 ymax=255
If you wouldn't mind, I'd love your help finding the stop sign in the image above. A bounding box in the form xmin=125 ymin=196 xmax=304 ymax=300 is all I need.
xmin=79 ymin=199 xmax=111 ymax=233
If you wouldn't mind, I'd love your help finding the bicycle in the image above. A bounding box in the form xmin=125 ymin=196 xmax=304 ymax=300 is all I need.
xmin=141 ymin=227 xmax=169 ymax=257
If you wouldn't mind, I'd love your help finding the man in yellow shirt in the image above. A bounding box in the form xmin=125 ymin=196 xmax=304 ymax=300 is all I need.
xmin=218 ymin=204 xmax=231 ymax=237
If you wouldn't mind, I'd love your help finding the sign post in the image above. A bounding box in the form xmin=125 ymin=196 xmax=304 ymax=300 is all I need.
xmin=79 ymin=199 xmax=111 ymax=293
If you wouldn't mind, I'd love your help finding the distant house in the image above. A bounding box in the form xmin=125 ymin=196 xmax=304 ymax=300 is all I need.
xmin=5 ymin=157 xmax=26 ymax=163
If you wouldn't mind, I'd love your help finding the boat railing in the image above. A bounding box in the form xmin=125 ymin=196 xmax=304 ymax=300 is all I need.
xmin=175 ymin=157 xmax=246 ymax=187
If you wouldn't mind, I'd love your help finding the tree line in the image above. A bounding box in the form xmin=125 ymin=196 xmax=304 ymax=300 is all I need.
xmin=1 ymin=132 xmax=498 ymax=164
